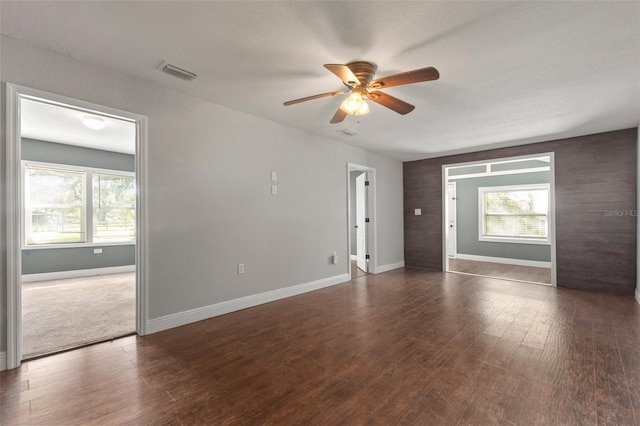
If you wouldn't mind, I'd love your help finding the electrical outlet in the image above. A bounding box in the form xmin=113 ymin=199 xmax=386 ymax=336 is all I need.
xmin=271 ymin=185 xmax=278 ymax=195
xmin=93 ymin=248 xmax=103 ymax=254
xmin=238 ymin=264 xmax=245 ymax=274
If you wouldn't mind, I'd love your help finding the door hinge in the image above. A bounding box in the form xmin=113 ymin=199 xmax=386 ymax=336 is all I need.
xmin=365 ymin=218 xmax=370 ymax=223
xmin=365 ymin=254 xmax=370 ymax=260
xmin=364 ymin=181 xmax=370 ymax=186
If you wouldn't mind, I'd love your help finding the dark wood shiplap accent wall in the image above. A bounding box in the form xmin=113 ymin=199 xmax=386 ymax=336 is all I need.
xmin=404 ymin=128 xmax=638 ymax=295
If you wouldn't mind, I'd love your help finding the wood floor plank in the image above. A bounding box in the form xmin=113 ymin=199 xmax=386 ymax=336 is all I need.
xmin=2 ymin=268 xmax=639 ymax=425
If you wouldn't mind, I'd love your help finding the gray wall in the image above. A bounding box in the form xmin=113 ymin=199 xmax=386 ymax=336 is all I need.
xmin=453 ymin=171 xmax=552 ymax=262
xmin=22 ymin=138 xmax=134 ymax=172
xmin=23 ymin=246 xmax=135 ymax=274
xmin=21 ymin=139 xmax=135 ymax=275
xmin=0 ymin=35 xmax=405 ymax=354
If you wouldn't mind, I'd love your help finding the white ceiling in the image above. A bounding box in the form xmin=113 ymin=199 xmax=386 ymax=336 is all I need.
xmin=1 ymin=1 xmax=638 ymax=161
xmin=21 ymin=99 xmax=136 ymax=155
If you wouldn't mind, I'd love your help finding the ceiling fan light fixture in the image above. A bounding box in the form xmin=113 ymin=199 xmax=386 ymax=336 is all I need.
xmin=82 ymin=115 xmax=105 ymax=130
xmin=340 ymin=92 xmax=370 ymax=115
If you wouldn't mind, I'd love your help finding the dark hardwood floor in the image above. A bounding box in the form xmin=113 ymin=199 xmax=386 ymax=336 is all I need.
xmin=449 ymin=258 xmax=552 ymax=285
xmin=2 ymin=268 xmax=639 ymax=425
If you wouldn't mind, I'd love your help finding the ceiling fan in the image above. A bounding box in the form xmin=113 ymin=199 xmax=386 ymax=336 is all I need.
xmin=283 ymin=61 xmax=439 ymax=124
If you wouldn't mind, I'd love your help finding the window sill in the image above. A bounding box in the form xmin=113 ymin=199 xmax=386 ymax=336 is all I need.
xmin=479 ymin=236 xmax=550 ymax=246
xmin=23 ymin=242 xmax=135 ymax=250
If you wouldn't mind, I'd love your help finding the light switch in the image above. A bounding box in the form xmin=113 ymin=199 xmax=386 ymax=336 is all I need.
xmin=414 ymin=209 xmax=422 ymax=216
xmin=271 ymin=171 xmax=278 ymax=181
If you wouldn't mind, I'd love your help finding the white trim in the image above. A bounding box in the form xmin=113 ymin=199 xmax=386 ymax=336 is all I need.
xmin=21 ymin=265 xmax=135 ymax=283
xmin=548 ymin=153 xmax=557 ymax=287
xmin=448 ymin=166 xmax=550 ymax=180
xmin=478 ymin=236 xmax=550 ymax=246
xmin=442 ymin=165 xmax=448 ymax=272
xmin=6 ymin=83 xmax=23 ymax=369
xmin=637 ymin=132 xmax=639 ymax=306
xmin=374 ymin=261 xmax=405 ymax=274
xmin=350 ymin=254 xmax=357 ymax=261
xmin=5 ymin=83 xmax=149 ymax=369
xmin=22 ymin=242 xmax=135 ymax=250
xmin=443 ymin=152 xmax=556 ymax=286
xmin=135 ymin=116 xmax=149 ymax=336
xmin=22 ymin=160 xmax=136 ymax=176
xmin=0 ymin=352 xmax=7 ymax=371
xmin=455 ymin=253 xmax=551 ymax=268
xmin=448 ymin=270 xmax=552 ymax=287
xmin=146 ymin=273 xmax=350 ymax=334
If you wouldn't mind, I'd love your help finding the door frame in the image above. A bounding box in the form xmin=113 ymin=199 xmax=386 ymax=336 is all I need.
xmin=355 ymin=171 xmax=368 ymax=273
xmin=446 ymin=182 xmax=457 ymax=258
xmin=441 ymin=152 xmax=557 ymax=287
xmin=5 ymin=83 xmax=149 ymax=369
xmin=347 ymin=163 xmax=377 ymax=277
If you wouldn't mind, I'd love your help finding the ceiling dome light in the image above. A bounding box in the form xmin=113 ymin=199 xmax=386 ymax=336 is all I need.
xmin=82 ymin=115 xmax=105 ymax=130
xmin=340 ymin=92 xmax=370 ymax=115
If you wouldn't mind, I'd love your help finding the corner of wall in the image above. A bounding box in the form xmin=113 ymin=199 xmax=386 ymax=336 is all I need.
xmin=637 ymin=127 xmax=639 ymax=305
xmin=0 ymin=352 xmax=7 ymax=371
xmin=375 ymin=261 xmax=405 ymax=274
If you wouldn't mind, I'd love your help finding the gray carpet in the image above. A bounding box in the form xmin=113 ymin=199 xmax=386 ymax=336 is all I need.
xmin=22 ymin=272 xmax=136 ymax=358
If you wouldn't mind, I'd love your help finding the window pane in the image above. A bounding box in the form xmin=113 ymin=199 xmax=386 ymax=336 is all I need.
xmin=481 ymin=187 xmax=549 ymax=240
xmin=25 ymin=166 xmax=86 ymax=245
xmin=485 ymin=214 xmax=548 ymax=238
xmin=485 ymin=190 xmax=548 ymax=215
xmin=93 ymin=173 xmax=136 ymax=242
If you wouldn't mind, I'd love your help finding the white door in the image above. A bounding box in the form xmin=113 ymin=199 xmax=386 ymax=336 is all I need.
xmin=447 ymin=182 xmax=457 ymax=257
xmin=356 ymin=172 xmax=368 ymax=272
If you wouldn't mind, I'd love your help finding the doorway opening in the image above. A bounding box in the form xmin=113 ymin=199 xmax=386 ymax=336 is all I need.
xmin=442 ymin=154 xmax=557 ymax=286
xmin=347 ymin=164 xmax=377 ymax=279
xmin=6 ymin=84 xmax=148 ymax=369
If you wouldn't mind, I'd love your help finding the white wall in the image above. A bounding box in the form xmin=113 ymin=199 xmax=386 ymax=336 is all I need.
xmin=0 ymin=36 xmax=405 ymax=353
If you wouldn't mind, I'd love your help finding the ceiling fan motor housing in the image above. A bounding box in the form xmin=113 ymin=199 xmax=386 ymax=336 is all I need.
xmin=346 ymin=61 xmax=377 ymax=86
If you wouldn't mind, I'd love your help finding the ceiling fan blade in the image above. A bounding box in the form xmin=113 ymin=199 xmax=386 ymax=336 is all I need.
xmin=283 ymin=90 xmax=346 ymax=106
xmin=324 ymin=64 xmax=361 ymax=87
xmin=330 ymin=107 xmax=348 ymax=124
xmin=367 ymin=91 xmax=415 ymax=115
xmin=370 ymin=67 xmax=439 ymax=89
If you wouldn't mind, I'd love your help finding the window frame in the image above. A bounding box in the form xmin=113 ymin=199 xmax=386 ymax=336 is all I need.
xmin=22 ymin=160 xmax=136 ymax=249
xmin=92 ymin=171 xmax=137 ymax=244
xmin=478 ymin=183 xmax=551 ymax=245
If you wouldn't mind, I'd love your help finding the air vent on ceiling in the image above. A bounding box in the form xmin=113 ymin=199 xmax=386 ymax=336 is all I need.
xmin=337 ymin=128 xmax=358 ymax=136
xmin=158 ymin=62 xmax=198 ymax=81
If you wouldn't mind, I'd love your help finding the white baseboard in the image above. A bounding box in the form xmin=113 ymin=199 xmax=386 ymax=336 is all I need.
xmin=350 ymin=255 xmax=357 ymax=261
xmin=146 ymin=273 xmax=351 ymax=334
xmin=0 ymin=352 xmax=7 ymax=371
xmin=454 ymin=254 xmax=551 ymax=269
xmin=635 ymin=287 xmax=640 ymax=306
xmin=21 ymin=265 xmax=136 ymax=283
xmin=375 ymin=261 xmax=405 ymax=274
